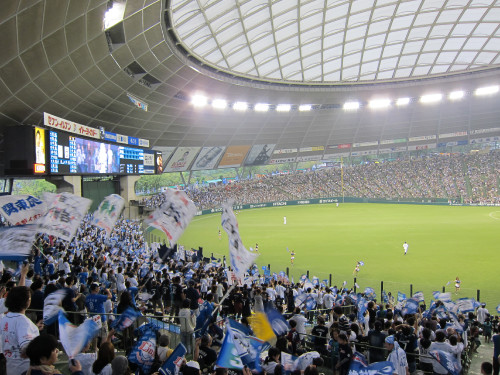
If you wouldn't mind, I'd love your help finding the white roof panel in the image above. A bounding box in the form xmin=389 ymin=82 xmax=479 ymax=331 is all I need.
xmin=171 ymin=0 xmax=500 ymax=84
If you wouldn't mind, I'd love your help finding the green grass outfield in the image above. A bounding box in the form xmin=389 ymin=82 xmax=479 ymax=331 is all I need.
xmin=170 ymin=203 xmax=499 ymax=309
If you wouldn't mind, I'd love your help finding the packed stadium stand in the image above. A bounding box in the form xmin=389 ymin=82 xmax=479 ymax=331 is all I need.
xmin=140 ymin=152 xmax=500 ymax=210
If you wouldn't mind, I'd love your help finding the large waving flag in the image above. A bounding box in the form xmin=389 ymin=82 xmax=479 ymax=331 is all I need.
xmin=58 ymin=311 xmax=100 ymax=358
xmin=145 ymin=189 xmax=197 ymax=247
xmin=0 ymin=194 xmax=46 ymax=226
xmin=221 ymin=201 xmax=258 ymax=280
xmin=38 ymin=192 xmax=91 ymax=241
xmin=412 ymin=291 xmax=425 ymax=303
xmin=216 ymin=323 xmax=244 ymax=370
xmin=265 ymin=306 xmax=290 ymax=336
xmin=364 ymin=287 xmax=376 ymax=300
xmin=348 ymin=351 xmax=394 ymax=375
xmin=0 ymin=224 xmax=38 ymax=260
xmin=159 ymin=343 xmax=187 ymax=375
xmin=128 ymin=324 xmax=157 ymax=374
xmin=423 ymin=300 xmax=437 ymax=319
xmin=432 ymin=291 xmax=452 ymax=302
xmin=226 ymin=319 xmax=266 ymax=372
xmin=430 ymin=350 xmax=461 ymax=375
xmin=92 ymin=194 xmax=125 ymax=236
xmin=402 ymin=298 xmax=419 ymax=316
xmin=249 ymin=312 xmax=275 ymax=342
xmin=455 ymin=298 xmax=476 ymax=313
xmin=111 ymin=306 xmax=142 ymax=331
xmin=44 ymin=289 xmax=68 ymax=325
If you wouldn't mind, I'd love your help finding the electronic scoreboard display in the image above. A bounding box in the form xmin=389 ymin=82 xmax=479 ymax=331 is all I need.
xmin=48 ymin=130 xmax=157 ymax=175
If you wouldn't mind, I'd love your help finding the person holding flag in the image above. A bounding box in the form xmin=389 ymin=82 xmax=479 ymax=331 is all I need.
xmin=290 ymin=250 xmax=295 ymax=265
xmin=384 ymin=335 xmax=409 ymax=375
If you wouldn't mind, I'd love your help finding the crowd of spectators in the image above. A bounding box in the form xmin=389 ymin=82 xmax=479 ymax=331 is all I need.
xmin=0 ymin=210 xmax=498 ymax=375
xmin=140 ymin=151 xmax=500 ymax=210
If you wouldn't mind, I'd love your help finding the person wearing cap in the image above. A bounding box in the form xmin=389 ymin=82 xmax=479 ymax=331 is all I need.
xmin=384 ymin=335 xmax=409 ymax=375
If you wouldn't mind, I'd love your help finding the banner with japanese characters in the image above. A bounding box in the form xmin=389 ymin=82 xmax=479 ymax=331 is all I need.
xmin=145 ymin=189 xmax=197 ymax=247
xmin=38 ymin=192 xmax=92 ymax=241
xmin=0 ymin=224 xmax=38 ymax=260
xmin=221 ymin=200 xmax=258 ymax=280
xmin=92 ymin=194 xmax=125 ymax=236
xmin=0 ymin=195 xmax=46 ymax=226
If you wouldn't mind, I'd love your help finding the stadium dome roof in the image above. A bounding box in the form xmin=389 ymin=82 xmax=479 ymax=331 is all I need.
xmin=0 ymin=0 xmax=499 ymax=151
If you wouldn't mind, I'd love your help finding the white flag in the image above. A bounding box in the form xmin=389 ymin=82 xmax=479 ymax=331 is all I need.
xmin=44 ymin=289 xmax=67 ymax=325
xmin=0 ymin=225 xmax=38 ymax=261
xmin=145 ymin=189 xmax=197 ymax=247
xmin=92 ymin=194 xmax=125 ymax=236
xmin=0 ymin=194 xmax=46 ymax=226
xmin=38 ymin=193 xmax=92 ymax=242
xmin=59 ymin=311 xmax=100 ymax=358
xmin=221 ymin=201 xmax=258 ymax=280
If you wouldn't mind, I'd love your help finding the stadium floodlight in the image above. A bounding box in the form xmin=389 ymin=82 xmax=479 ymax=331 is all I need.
xmin=396 ymin=97 xmax=410 ymax=106
xmin=449 ymin=91 xmax=464 ymax=100
xmin=212 ymin=99 xmax=227 ymax=109
xmin=420 ymin=93 xmax=442 ymax=104
xmin=298 ymin=104 xmax=312 ymax=111
xmin=254 ymin=103 xmax=269 ymax=112
xmin=191 ymin=94 xmax=208 ymax=107
xmin=475 ymin=85 xmax=499 ymax=96
xmin=276 ymin=104 xmax=291 ymax=112
xmin=233 ymin=101 xmax=248 ymax=111
xmin=343 ymin=101 xmax=360 ymax=110
xmin=103 ymin=1 xmax=125 ymax=30
xmin=369 ymin=99 xmax=391 ymax=109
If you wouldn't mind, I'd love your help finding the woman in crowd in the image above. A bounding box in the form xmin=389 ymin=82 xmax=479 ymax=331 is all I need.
xmin=25 ymin=334 xmax=83 ymax=375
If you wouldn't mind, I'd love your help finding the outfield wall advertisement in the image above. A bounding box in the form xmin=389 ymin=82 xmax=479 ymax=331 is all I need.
xmin=196 ymin=196 xmax=451 ymax=216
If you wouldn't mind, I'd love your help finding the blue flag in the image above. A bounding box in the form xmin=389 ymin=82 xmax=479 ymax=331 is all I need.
xmin=455 ymin=298 xmax=476 ymax=313
xmin=226 ymin=319 xmax=265 ymax=372
xmin=128 ymin=324 xmax=157 ymax=374
xmin=364 ymin=287 xmax=376 ymax=300
xmin=349 ymin=351 xmax=394 ymax=375
xmin=159 ymin=343 xmax=187 ymax=375
xmin=497 ymin=304 xmax=500 ymax=314
xmin=58 ymin=311 xmax=99 ymax=358
xmin=356 ymin=294 xmax=368 ymax=323
xmin=402 ymin=298 xmax=419 ymax=316
xmin=265 ymin=306 xmax=290 ymax=336
xmin=430 ymin=350 xmax=461 ymax=375
xmin=382 ymin=290 xmax=389 ymax=304
xmin=216 ymin=324 xmax=244 ymax=370
xmin=412 ymin=291 xmax=424 ymax=303
xmin=195 ymin=300 xmax=214 ymax=338
xmin=397 ymin=291 xmax=407 ymax=302
xmin=111 ymin=306 xmax=142 ymax=331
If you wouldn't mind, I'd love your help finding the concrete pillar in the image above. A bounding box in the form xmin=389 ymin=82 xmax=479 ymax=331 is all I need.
xmin=119 ymin=176 xmax=141 ymax=220
xmin=46 ymin=176 xmax=81 ymax=195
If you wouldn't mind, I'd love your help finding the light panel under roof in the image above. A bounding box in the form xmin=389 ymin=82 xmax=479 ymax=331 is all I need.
xmin=170 ymin=1 xmax=500 ymax=85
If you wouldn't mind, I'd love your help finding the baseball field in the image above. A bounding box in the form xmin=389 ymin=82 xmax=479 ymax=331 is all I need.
xmin=170 ymin=203 xmax=500 ymax=310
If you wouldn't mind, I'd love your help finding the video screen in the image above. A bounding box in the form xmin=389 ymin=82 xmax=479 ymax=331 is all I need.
xmin=75 ymin=137 xmax=120 ymax=173
xmin=49 ymin=130 xmax=153 ymax=175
